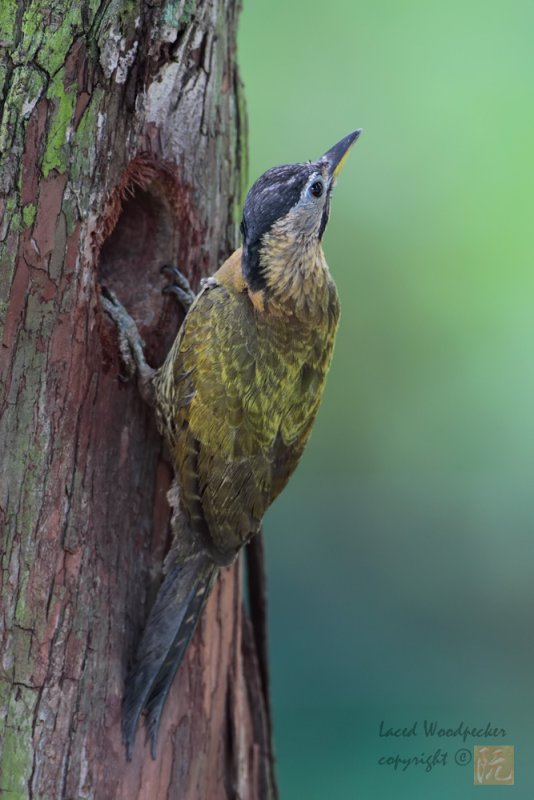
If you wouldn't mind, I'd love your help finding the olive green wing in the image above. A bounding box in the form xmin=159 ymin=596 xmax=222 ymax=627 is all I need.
xmin=157 ymin=280 xmax=337 ymax=561
xmin=158 ymin=283 xmax=280 ymax=559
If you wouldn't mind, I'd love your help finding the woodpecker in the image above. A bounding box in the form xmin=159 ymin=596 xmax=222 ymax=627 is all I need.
xmin=101 ymin=129 xmax=361 ymax=759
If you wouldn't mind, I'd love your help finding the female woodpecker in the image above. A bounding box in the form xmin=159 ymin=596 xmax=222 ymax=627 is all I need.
xmin=101 ymin=129 xmax=361 ymax=759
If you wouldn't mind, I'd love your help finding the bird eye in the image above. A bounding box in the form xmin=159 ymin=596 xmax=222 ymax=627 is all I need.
xmin=309 ymin=181 xmax=324 ymax=198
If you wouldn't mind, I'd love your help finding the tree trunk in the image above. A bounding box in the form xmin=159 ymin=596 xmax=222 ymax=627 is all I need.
xmin=0 ymin=1 xmax=276 ymax=797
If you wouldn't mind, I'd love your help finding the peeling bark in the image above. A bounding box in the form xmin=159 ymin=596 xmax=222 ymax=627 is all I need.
xmin=0 ymin=1 xmax=276 ymax=797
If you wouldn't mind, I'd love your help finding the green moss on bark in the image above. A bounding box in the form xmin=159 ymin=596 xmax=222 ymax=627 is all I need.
xmin=16 ymin=2 xmax=83 ymax=74
xmin=0 ymin=1 xmax=18 ymax=43
xmin=22 ymin=203 xmax=36 ymax=226
xmin=0 ymin=684 xmax=36 ymax=799
xmin=43 ymin=68 xmax=77 ymax=177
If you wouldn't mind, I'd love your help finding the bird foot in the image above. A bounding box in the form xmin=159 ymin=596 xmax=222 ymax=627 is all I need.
xmin=100 ymin=287 xmax=155 ymax=404
xmin=161 ymin=265 xmax=196 ymax=312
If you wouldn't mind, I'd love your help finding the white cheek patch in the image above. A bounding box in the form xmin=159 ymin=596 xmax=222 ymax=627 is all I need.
xmin=292 ymin=178 xmax=327 ymax=235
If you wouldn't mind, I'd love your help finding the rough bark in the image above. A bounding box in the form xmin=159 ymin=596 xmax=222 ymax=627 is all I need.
xmin=0 ymin=1 xmax=276 ymax=797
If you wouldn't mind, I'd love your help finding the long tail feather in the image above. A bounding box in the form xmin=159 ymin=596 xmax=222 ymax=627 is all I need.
xmin=122 ymin=552 xmax=217 ymax=759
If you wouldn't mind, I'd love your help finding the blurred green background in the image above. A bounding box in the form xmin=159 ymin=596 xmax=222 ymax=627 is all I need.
xmin=239 ymin=1 xmax=534 ymax=797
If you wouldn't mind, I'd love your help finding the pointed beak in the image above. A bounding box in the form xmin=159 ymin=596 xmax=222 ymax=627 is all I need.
xmin=322 ymin=129 xmax=362 ymax=180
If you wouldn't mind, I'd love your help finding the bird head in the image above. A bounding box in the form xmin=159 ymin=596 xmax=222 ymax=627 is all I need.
xmin=240 ymin=130 xmax=361 ymax=292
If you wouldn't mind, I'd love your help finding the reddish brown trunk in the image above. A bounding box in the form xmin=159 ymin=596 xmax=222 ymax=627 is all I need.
xmin=0 ymin=1 xmax=276 ymax=796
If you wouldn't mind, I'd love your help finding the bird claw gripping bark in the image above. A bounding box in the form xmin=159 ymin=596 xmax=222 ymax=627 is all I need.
xmin=100 ymin=287 xmax=155 ymax=404
xmin=161 ymin=265 xmax=196 ymax=312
